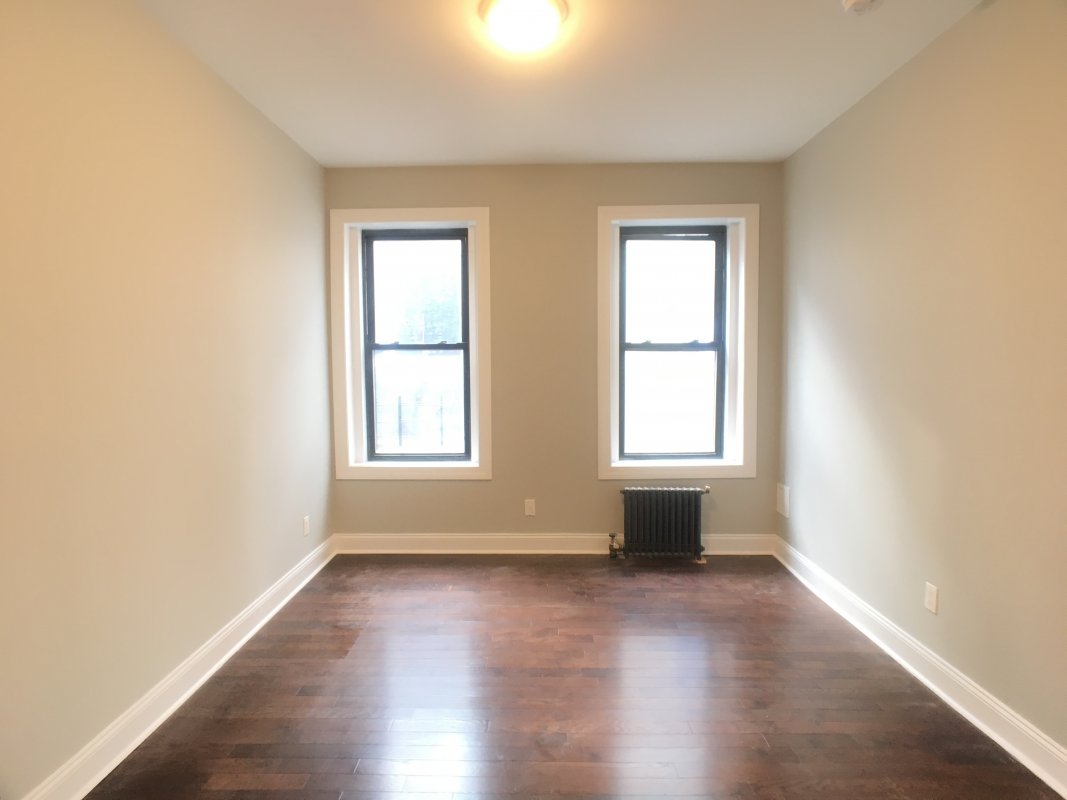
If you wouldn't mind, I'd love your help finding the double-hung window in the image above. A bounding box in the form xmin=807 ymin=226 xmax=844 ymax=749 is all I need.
xmin=361 ymin=229 xmax=470 ymax=460
xmin=619 ymin=225 xmax=727 ymax=459
xmin=598 ymin=205 xmax=758 ymax=479
xmin=330 ymin=208 xmax=491 ymax=479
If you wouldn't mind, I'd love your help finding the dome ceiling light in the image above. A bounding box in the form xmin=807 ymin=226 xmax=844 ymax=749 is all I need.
xmin=479 ymin=0 xmax=569 ymax=55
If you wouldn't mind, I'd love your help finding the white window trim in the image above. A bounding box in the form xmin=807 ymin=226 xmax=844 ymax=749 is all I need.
xmin=597 ymin=204 xmax=758 ymax=479
xmin=329 ymin=207 xmax=492 ymax=480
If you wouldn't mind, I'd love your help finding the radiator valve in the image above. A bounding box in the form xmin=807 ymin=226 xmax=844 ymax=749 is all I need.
xmin=608 ymin=532 xmax=622 ymax=559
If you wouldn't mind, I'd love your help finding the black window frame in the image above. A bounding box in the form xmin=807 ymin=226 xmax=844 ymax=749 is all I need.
xmin=361 ymin=227 xmax=472 ymax=462
xmin=618 ymin=224 xmax=728 ymax=460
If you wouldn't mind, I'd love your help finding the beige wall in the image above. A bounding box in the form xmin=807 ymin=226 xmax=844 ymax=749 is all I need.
xmin=0 ymin=2 xmax=330 ymax=797
xmin=783 ymin=0 xmax=1066 ymax=746
xmin=326 ymin=164 xmax=783 ymax=539
xmin=17 ymin=0 xmax=1064 ymax=793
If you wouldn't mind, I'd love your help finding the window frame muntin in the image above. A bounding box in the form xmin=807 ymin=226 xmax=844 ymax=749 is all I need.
xmin=361 ymin=227 xmax=472 ymax=462
xmin=618 ymin=224 xmax=728 ymax=460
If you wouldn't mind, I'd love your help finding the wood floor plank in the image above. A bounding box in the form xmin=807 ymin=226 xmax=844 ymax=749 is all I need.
xmin=84 ymin=556 xmax=1058 ymax=799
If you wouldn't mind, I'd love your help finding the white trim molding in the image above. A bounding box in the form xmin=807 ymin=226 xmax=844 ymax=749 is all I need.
xmin=23 ymin=534 xmax=1064 ymax=800
xmin=703 ymin=533 xmax=778 ymax=555
xmin=596 ymin=204 xmax=759 ymax=480
xmin=775 ymin=537 xmax=1067 ymax=798
xmin=22 ymin=540 xmax=335 ymax=800
xmin=335 ymin=531 xmax=606 ymax=555
xmin=334 ymin=531 xmax=779 ymax=557
xmin=329 ymin=207 xmax=492 ymax=480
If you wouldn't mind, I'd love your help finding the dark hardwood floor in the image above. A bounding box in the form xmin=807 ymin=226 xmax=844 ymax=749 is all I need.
xmin=86 ymin=555 xmax=1058 ymax=799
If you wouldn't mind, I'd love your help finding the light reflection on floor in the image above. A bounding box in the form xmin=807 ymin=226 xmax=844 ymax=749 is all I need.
xmin=611 ymin=620 xmax=715 ymax=795
xmin=372 ymin=582 xmax=487 ymax=795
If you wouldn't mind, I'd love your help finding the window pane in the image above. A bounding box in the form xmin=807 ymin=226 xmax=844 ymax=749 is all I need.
xmin=372 ymin=350 xmax=466 ymax=455
xmin=624 ymin=238 xmax=716 ymax=343
xmin=623 ymin=351 xmax=717 ymax=455
xmin=372 ymin=239 xmax=463 ymax=344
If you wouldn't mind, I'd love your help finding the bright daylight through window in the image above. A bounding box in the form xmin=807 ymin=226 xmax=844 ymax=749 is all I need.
xmin=330 ymin=208 xmax=491 ymax=480
xmin=598 ymin=205 xmax=759 ymax=479
xmin=362 ymin=230 xmax=470 ymax=459
xmin=620 ymin=226 xmax=726 ymax=458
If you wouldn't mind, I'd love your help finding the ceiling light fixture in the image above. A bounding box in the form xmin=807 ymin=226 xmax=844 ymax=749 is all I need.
xmin=479 ymin=0 xmax=569 ymax=55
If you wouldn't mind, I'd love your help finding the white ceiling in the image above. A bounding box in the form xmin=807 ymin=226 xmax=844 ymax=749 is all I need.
xmin=138 ymin=0 xmax=980 ymax=167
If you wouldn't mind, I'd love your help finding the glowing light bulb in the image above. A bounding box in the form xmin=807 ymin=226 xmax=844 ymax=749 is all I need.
xmin=481 ymin=0 xmax=568 ymax=55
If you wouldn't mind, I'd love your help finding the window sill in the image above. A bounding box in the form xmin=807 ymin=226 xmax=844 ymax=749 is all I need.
xmin=599 ymin=459 xmax=755 ymax=480
xmin=336 ymin=462 xmax=491 ymax=481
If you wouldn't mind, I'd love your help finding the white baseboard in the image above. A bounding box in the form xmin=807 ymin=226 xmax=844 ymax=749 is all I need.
xmin=22 ymin=539 xmax=335 ymax=800
xmin=703 ymin=532 xmax=778 ymax=555
xmin=333 ymin=531 xmax=608 ymax=554
xmin=774 ymin=537 xmax=1067 ymax=798
xmin=25 ymin=532 xmax=1063 ymax=800
xmin=19 ymin=529 xmax=776 ymax=799
xmin=332 ymin=531 xmax=779 ymax=556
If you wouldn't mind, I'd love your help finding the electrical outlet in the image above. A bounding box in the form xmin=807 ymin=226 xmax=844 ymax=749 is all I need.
xmin=524 ymin=499 xmax=536 ymax=516
xmin=776 ymin=483 xmax=791 ymax=518
xmin=302 ymin=515 xmax=310 ymax=537
xmin=924 ymin=582 xmax=939 ymax=614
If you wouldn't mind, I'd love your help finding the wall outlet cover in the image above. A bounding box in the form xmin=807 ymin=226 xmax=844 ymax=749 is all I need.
xmin=776 ymin=483 xmax=791 ymax=518
xmin=925 ymin=581 xmax=939 ymax=614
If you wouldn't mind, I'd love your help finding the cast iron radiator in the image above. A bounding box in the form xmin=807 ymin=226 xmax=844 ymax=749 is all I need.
xmin=619 ymin=486 xmax=708 ymax=560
